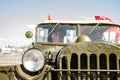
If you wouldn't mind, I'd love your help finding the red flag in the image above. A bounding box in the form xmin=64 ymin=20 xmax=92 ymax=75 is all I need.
xmin=95 ymin=16 xmax=115 ymax=23
xmin=95 ymin=16 xmax=104 ymax=20
xmin=48 ymin=15 xmax=52 ymax=20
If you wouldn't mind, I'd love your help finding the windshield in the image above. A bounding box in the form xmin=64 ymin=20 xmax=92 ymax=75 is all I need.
xmin=37 ymin=23 xmax=120 ymax=44
xmin=81 ymin=25 xmax=120 ymax=44
xmin=37 ymin=24 xmax=77 ymax=43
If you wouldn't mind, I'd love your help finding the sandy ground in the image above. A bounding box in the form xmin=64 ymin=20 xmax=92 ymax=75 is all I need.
xmin=0 ymin=52 xmax=23 ymax=66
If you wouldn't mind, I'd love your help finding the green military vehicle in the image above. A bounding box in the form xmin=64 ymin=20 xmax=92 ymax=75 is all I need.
xmin=1 ymin=17 xmax=120 ymax=80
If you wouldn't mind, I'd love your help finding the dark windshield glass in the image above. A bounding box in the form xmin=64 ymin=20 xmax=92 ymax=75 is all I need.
xmin=80 ymin=25 xmax=120 ymax=44
xmin=37 ymin=23 xmax=120 ymax=44
xmin=37 ymin=24 xmax=77 ymax=43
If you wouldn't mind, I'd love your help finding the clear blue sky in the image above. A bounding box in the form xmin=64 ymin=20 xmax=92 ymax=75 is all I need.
xmin=0 ymin=0 xmax=120 ymax=47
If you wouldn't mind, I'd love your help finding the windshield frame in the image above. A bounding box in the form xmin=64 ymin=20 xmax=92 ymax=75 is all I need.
xmin=35 ymin=21 xmax=120 ymax=45
xmin=36 ymin=23 xmax=78 ymax=44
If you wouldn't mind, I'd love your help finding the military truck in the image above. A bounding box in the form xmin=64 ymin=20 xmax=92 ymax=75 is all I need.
xmin=1 ymin=18 xmax=120 ymax=80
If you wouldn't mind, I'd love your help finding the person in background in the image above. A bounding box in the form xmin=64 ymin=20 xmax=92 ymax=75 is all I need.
xmin=64 ymin=30 xmax=77 ymax=43
xmin=51 ymin=32 xmax=60 ymax=42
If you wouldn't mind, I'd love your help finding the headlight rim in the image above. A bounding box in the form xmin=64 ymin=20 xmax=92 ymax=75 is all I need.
xmin=22 ymin=48 xmax=46 ymax=72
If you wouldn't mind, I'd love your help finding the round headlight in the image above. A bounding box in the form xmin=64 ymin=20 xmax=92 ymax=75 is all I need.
xmin=22 ymin=48 xmax=45 ymax=72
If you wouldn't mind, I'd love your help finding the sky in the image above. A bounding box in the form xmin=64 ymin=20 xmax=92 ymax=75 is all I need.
xmin=0 ymin=0 xmax=120 ymax=47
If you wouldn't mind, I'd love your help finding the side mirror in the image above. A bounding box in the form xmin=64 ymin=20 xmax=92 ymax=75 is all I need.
xmin=25 ymin=31 xmax=35 ymax=47
xmin=25 ymin=31 xmax=33 ymax=39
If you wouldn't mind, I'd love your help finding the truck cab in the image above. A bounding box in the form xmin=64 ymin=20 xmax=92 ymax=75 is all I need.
xmin=1 ymin=19 xmax=120 ymax=80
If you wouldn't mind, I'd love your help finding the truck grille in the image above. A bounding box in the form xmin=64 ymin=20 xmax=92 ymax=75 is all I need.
xmin=47 ymin=42 xmax=120 ymax=80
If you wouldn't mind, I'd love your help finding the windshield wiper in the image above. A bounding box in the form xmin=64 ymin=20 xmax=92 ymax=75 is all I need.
xmin=88 ymin=23 xmax=99 ymax=35
xmin=48 ymin=23 xmax=59 ymax=37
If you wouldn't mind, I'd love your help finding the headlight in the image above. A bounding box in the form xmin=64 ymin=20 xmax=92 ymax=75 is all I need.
xmin=22 ymin=48 xmax=45 ymax=72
